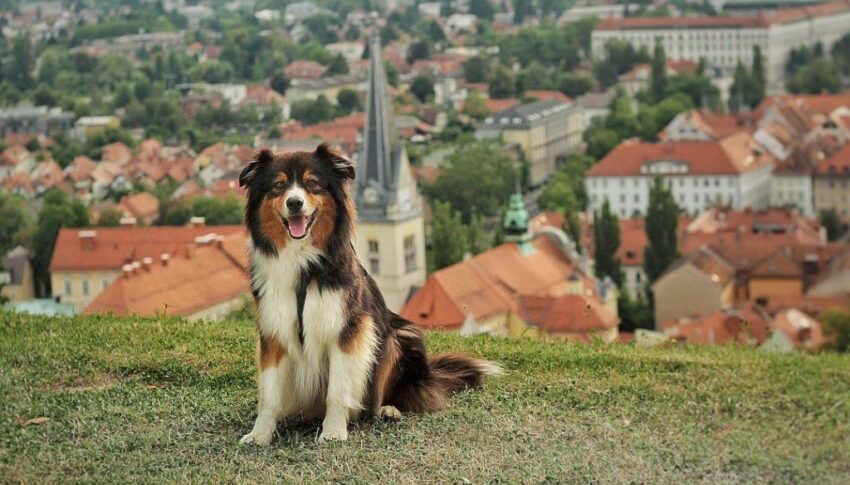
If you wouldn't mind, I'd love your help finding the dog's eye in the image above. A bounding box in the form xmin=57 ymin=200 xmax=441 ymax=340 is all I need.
xmin=272 ymin=181 xmax=285 ymax=191
xmin=305 ymin=180 xmax=320 ymax=190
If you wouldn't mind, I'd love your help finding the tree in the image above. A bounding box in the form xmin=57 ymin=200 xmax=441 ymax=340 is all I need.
xmin=557 ymin=72 xmax=594 ymax=98
xmin=462 ymin=90 xmax=489 ymax=120
xmin=593 ymin=199 xmax=623 ymax=287
xmin=465 ymin=210 xmax=489 ymax=255
xmin=750 ymin=46 xmax=766 ymax=106
xmin=290 ymin=95 xmax=336 ymax=125
xmin=325 ymin=54 xmax=349 ymax=76
xmin=820 ymin=209 xmax=847 ymax=241
xmin=407 ymin=41 xmax=431 ymax=65
xmin=822 ymin=310 xmax=850 ymax=353
xmin=463 ymin=56 xmax=490 ymax=83
xmin=539 ymin=154 xmax=595 ymax=213
xmin=411 ymin=76 xmax=434 ymax=103
xmin=488 ymin=65 xmax=515 ymax=99
xmin=97 ymin=209 xmax=124 ymax=227
xmin=787 ymin=59 xmax=841 ymax=94
xmin=430 ymin=200 xmax=468 ymax=271
xmin=469 ymin=0 xmax=495 ymax=19
xmin=269 ymin=71 xmax=289 ymax=95
xmin=32 ymin=189 xmax=90 ymax=296
xmin=513 ymin=0 xmax=533 ymax=24
xmin=729 ymin=62 xmax=750 ymax=112
xmin=643 ymin=177 xmax=680 ymax=285
xmin=424 ymin=142 xmax=515 ymax=221
xmin=336 ymin=88 xmax=361 ymax=114
xmin=650 ymin=40 xmax=667 ymax=102
xmin=384 ymin=61 xmax=399 ymax=87
xmin=0 ymin=192 xmax=34 ymax=255
xmin=188 ymin=60 xmax=235 ymax=83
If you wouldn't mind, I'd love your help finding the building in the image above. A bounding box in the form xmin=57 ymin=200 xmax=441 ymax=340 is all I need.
xmin=72 ymin=115 xmax=121 ymax=141
xmin=83 ymin=232 xmax=250 ymax=321
xmin=814 ymin=141 xmax=850 ymax=220
xmin=48 ymin=224 xmax=243 ymax=311
xmin=585 ymin=133 xmax=775 ymax=217
xmin=475 ymin=99 xmax=584 ymax=186
xmin=118 ymin=192 xmax=160 ymax=225
xmin=591 ymin=1 xmax=850 ymax=91
xmin=402 ymin=194 xmax=619 ymax=342
xmin=661 ymin=110 xmax=747 ymax=142
xmin=575 ymin=90 xmax=616 ymax=129
xmin=0 ymin=105 xmax=74 ymax=137
xmin=1 ymin=246 xmax=34 ymax=302
xmin=353 ymin=36 xmax=426 ymax=312
xmin=618 ymin=60 xmax=697 ymax=97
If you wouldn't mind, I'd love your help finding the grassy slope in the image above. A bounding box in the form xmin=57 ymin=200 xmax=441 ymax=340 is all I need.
xmin=1 ymin=312 xmax=849 ymax=484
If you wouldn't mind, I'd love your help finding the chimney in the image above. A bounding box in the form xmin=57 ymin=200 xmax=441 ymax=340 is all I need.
xmin=142 ymin=257 xmax=153 ymax=271
xmin=131 ymin=261 xmax=141 ymax=274
xmin=189 ymin=216 xmax=205 ymax=228
xmin=161 ymin=253 xmax=170 ymax=266
xmin=79 ymin=230 xmax=97 ymax=251
xmin=120 ymin=217 xmax=137 ymax=227
xmin=122 ymin=263 xmax=133 ymax=279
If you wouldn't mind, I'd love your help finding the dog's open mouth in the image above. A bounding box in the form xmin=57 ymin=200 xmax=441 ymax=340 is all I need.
xmin=282 ymin=214 xmax=315 ymax=239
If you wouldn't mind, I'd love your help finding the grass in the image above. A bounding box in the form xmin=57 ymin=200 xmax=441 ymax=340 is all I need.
xmin=1 ymin=312 xmax=849 ymax=484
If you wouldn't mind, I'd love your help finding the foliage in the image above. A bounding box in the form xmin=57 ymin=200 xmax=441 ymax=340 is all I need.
xmin=787 ymin=58 xmax=841 ymax=95
xmin=462 ymin=90 xmax=489 ymax=120
xmin=325 ymin=54 xmax=349 ymax=76
xmin=411 ymin=76 xmax=434 ymax=103
xmin=429 ymin=200 xmax=468 ymax=271
xmin=31 ymin=189 xmax=90 ymax=296
xmin=469 ymin=0 xmax=495 ymax=20
xmin=538 ymin=154 xmax=595 ymax=212
xmin=593 ymin=199 xmax=623 ymax=287
xmin=618 ymin=294 xmax=654 ymax=332
xmin=290 ymin=95 xmax=337 ymax=126
xmin=188 ymin=60 xmax=235 ymax=83
xmin=269 ymin=72 xmax=289 ymax=95
xmin=336 ymin=88 xmax=362 ymax=114
xmin=643 ymin=177 xmax=680 ymax=286
xmin=96 ymin=209 xmax=124 ymax=228
xmin=821 ymin=311 xmax=850 ymax=353
xmin=463 ymin=56 xmax=490 ymax=83
xmin=819 ymin=209 xmax=847 ymax=241
xmin=649 ymin=41 xmax=667 ymax=103
xmin=159 ymin=195 xmax=244 ymax=226
xmin=593 ymin=39 xmax=650 ymax=88
xmin=488 ymin=65 xmax=515 ymax=99
xmin=424 ymin=142 xmax=515 ymax=221
xmin=384 ymin=61 xmax=400 ymax=87
xmin=0 ymin=192 xmax=34 ymax=255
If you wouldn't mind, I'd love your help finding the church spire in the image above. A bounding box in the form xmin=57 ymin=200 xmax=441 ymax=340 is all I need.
xmin=359 ymin=34 xmax=395 ymax=196
xmin=503 ymin=191 xmax=534 ymax=255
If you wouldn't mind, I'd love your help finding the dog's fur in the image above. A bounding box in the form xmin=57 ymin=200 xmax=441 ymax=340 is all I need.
xmin=238 ymin=144 xmax=499 ymax=445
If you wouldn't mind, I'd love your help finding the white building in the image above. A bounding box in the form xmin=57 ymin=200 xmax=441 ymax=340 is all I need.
xmin=585 ymin=133 xmax=775 ymax=217
xmin=591 ymin=1 xmax=850 ymax=92
xmin=770 ymin=168 xmax=814 ymax=217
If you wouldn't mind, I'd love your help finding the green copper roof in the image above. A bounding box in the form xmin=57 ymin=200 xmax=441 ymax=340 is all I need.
xmin=503 ymin=193 xmax=534 ymax=255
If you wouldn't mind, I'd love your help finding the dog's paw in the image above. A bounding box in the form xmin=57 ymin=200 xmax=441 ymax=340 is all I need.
xmin=378 ymin=405 xmax=402 ymax=419
xmin=239 ymin=430 xmax=274 ymax=446
xmin=318 ymin=427 xmax=348 ymax=444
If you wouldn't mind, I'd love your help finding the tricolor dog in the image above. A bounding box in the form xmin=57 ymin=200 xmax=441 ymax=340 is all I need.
xmin=238 ymin=144 xmax=499 ymax=445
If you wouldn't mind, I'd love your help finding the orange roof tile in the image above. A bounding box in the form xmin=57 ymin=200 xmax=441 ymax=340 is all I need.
xmin=49 ymin=225 xmax=243 ymax=272
xmin=519 ymin=294 xmax=618 ymax=333
xmin=83 ymin=232 xmax=250 ymax=318
xmin=524 ymin=90 xmax=573 ymax=103
xmin=119 ymin=192 xmax=160 ymax=220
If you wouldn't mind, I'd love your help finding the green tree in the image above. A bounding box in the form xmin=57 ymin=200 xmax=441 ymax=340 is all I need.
xmin=465 ymin=210 xmax=489 ymax=255
xmin=557 ymin=72 xmax=594 ymax=98
xmin=820 ymin=209 xmax=847 ymax=241
xmin=407 ymin=41 xmax=432 ymax=65
xmin=593 ymin=199 xmax=623 ymax=287
xmin=643 ymin=177 xmax=680 ymax=285
xmin=269 ymin=72 xmax=289 ymax=95
xmin=488 ymin=65 xmax=516 ymax=99
xmin=787 ymin=58 xmax=841 ymax=94
xmin=188 ymin=60 xmax=235 ymax=83
xmin=463 ymin=56 xmax=490 ymax=83
xmin=650 ymin=40 xmax=667 ymax=102
xmin=729 ymin=62 xmax=750 ymax=111
xmin=430 ymin=200 xmax=468 ymax=271
xmin=513 ymin=0 xmax=533 ymax=24
xmin=750 ymin=46 xmax=766 ymax=106
xmin=384 ymin=61 xmax=399 ymax=87
xmin=32 ymin=189 xmax=90 ymax=296
xmin=424 ymin=142 xmax=515 ymax=221
xmin=411 ymin=76 xmax=434 ymax=103
xmin=290 ymin=95 xmax=336 ymax=125
xmin=539 ymin=154 xmax=595 ymax=212
xmin=469 ymin=0 xmax=495 ymax=19
xmin=336 ymin=88 xmax=361 ymax=114
xmin=822 ymin=310 xmax=850 ymax=352
xmin=325 ymin=54 xmax=349 ymax=76
xmin=0 ymin=192 xmax=34 ymax=255
xmin=462 ymin=90 xmax=489 ymax=120
xmin=96 ymin=209 xmax=124 ymax=227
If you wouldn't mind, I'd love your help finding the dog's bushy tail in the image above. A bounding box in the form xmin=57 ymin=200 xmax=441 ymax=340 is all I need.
xmin=388 ymin=322 xmax=501 ymax=413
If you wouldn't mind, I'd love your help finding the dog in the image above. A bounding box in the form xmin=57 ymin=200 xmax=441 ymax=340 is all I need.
xmin=237 ymin=144 xmax=500 ymax=445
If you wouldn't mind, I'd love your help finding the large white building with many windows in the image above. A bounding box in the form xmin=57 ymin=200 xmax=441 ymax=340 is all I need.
xmin=585 ymin=133 xmax=775 ymax=217
xmin=591 ymin=0 xmax=850 ymax=92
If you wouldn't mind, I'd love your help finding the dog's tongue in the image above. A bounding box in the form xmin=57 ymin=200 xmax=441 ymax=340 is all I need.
xmin=288 ymin=215 xmax=307 ymax=238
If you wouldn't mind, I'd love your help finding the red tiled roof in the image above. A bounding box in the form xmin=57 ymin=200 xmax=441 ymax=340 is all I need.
xmin=587 ymin=133 xmax=775 ymax=177
xmin=758 ymin=92 xmax=850 ymax=117
xmin=519 ymin=294 xmax=618 ymax=333
xmin=49 ymin=225 xmax=243 ymax=272
xmin=119 ymin=192 xmax=160 ymax=220
xmin=284 ymin=60 xmax=326 ymax=79
xmin=401 ymin=235 xmax=596 ymax=330
xmin=102 ymin=142 xmax=132 ymax=165
xmin=665 ymin=306 xmax=771 ymax=345
xmin=485 ymin=98 xmax=521 ymax=113
xmin=595 ymin=16 xmax=768 ymax=31
xmin=524 ymin=90 xmax=573 ymax=103
xmin=817 ymin=141 xmax=850 ymax=175
xmin=83 ymin=232 xmax=250 ymax=318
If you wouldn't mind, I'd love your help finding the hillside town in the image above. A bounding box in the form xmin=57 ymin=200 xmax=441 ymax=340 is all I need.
xmin=1 ymin=0 xmax=849 ymax=354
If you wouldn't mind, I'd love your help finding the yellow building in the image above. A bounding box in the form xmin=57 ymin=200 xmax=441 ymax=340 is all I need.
xmin=1 ymin=246 xmax=35 ymax=302
xmin=475 ymin=99 xmax=584 ymax=187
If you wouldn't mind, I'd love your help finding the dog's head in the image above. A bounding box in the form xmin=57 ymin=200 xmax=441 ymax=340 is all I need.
xmin=240 ymin=144 xmax=355 ymax=253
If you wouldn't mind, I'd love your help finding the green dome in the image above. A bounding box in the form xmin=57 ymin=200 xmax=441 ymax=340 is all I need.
xmin=503 ymin=193 xmax=529 ymax=236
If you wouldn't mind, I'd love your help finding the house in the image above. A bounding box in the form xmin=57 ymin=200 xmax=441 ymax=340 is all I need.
xmin=586 ymin=133 xmax=775 ymax=218
xmin=118 ymin=192 xmax=160 ymax=225
xmin=101 ymin=142 xmax=132 ymax=165
xmin=575 ymin=90 xmax=616 ymax=129
xmin=813 ymin=141 xmax=850 ymax=220
xmin=476 ymin=99 xmax=584 ymax=187
xmin=0 ymin=105 xmax=73 ymax=137
xmin=807 ymin=247 xmax=850 ymax=298
xmin=661 ymin=110 xmax=747 ymax=142
xmin=83 ymin=232 xmax=250 ymax=321
xmin=651 ymin=245 xmax=736 ymax=327
xmin=0 ymin=144 xmax=36 ymax=181
xmin=283 ymin=60 xmax=327 ymax=80
xmin=32 ymin=160 xmax=65 ymax=194
xmin=72 ymin=115 xmax=121 ymax=141
xmin=49 ymin=224 xmax=244 ymax=311
xmin=618 ymin=60 xmax=697 ymax=97
xmin=64 ymin=155 xmax=96 ymax=196
xmin=402 ymin=194 xmax=618 ymax=342
xmin=1 ymin=246 xmax=35 ymax=302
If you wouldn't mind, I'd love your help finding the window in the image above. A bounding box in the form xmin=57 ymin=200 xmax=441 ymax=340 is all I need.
xmin=368 ymin=239 xmax=379 ymax=275
xmin=82 ymin=280 xmax=90 ymax=297
xmin=102 ymin=278 xmax=109 ymax=290
xmin=404 ymin=235 xmax=417 ymax=273
xmin=64 ymin=279 xmax=72 ymax=296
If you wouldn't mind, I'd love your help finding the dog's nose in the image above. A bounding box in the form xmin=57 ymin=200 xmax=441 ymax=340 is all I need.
xmin=286 ymin=197 xmax=304 ymax=212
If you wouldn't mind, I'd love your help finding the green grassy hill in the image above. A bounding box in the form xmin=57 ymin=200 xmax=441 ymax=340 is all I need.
xmin=2 ymin=312 xmax=849 ymax=483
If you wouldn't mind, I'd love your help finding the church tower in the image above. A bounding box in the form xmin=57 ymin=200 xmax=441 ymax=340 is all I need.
xmin=354 ymin=35 xmax=426 ymax=311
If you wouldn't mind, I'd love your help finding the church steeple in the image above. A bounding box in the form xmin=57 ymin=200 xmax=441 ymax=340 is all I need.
xmin=503 ymin=192 xmax=534 ymax=255
xmin=357 ymin=34 xmax=416 ymax=222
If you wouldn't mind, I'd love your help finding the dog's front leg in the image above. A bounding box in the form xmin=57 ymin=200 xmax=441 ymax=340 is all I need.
xmin=319 ymin=345 xmax=353 ymax=443
xmin=241 ymin=337 xmax=288 ymax=446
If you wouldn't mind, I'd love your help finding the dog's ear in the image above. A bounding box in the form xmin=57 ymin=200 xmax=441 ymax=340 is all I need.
xmin=315 ymin=143 xmax=355 ymax=180
xmin=239 ymin=149 xmax=273 ymax=188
